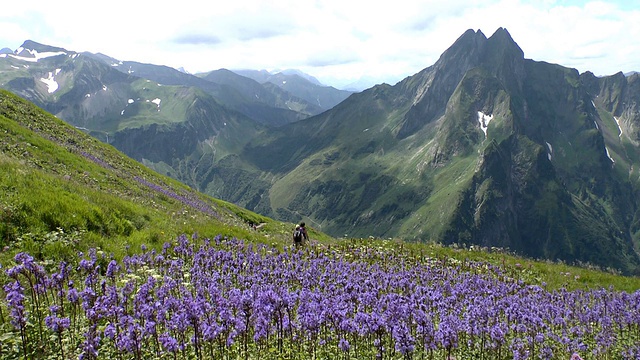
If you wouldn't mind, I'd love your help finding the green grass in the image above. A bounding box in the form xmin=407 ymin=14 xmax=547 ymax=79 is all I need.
xmin=334 ymin=238 xmax=640 ymax=293
xmin=114 ymin=79 xmax=193 ymax=130
xmin=0 ymin=89 xmax=292 ymax=264
xmin=402 ymin=153 xmax=477 ymax=240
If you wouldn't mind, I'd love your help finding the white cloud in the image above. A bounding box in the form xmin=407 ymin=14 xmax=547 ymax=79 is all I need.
xmin=0 ymin=0 xmax=638 ymax=87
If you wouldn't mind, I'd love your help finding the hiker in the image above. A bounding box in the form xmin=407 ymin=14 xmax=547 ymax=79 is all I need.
xmin=293 ymin=222 xmax=309 ymax=246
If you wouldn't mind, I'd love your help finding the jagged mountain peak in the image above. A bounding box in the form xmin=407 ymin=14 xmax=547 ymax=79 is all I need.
xmin=485 ymin=27 xmax=525 ymax=62
xmin=488 ymin=27 xmax=512 ymax=41
xmin=396 ymin=27 xmax=524 ymax=139
xmin=435 ymin=27 xmax=523 ymax=70
xmin=434 ymin=29 xmax=487 ymax=68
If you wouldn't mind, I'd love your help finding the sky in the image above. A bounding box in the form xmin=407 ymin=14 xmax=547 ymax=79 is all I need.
xmin=1 ymin=0 xmax=639 ymax=89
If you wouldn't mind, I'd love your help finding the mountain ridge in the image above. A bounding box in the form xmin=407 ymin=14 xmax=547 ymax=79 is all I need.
xmin=229 ymin=68 xmax=353 ymax=110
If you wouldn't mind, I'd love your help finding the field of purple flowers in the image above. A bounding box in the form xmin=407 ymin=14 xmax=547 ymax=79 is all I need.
xmin=1 ymin=234 xmax=639 ymax=359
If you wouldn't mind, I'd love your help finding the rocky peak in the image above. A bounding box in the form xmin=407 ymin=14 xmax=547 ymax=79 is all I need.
xmin=432 ymin=29 xmax=488 ymax=73
xmin=397 ymin=28 xmax=525 ymax=139
xmin=18 ymin=40 xmax=68 ymax=54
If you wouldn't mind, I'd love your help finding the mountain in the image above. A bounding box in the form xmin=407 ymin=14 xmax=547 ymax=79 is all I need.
xmin=197 ymin=68 xmax=325 ymax=117
xmin=0 ymin=40 xmax=270 ymax=185
xmin=280 ymin=69 xmax=323 ymax=85
xmin=232 ymin=69 xmax=354 ymax=110
xmin=226 ymin=28 xmax=640 ymax=274
xmin=84 ymin=53 xmax=313 ymax=126
xmin=340 ymin=76 xmax=385 ymax=92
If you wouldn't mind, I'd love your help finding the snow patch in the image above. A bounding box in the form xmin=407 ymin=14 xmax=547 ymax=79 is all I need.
xmin=363 ymin=128 xmax=369 ymax=132
xmin=591 ymin=100 xmax=596 ymax=108
xmin=121 ymin=109 xmax=125 ymax=116
xmin=127 ymin=99 xmax=135 ymax=104
xmin=477 ymin=111 xmax=493 ymax=138
xmin=151 ymin=98 xmax=161 ymax=111
xmin=40 ymin=71 xmax=58 ymax=93
xmin=102 ymin=85 xmax=108 ymax=91
xmin=605 ymin=146 xmax=615 ymax=164
xmin=594 ymin=121 xmax=599 ymax=130
xmin=614 ymin=116 xmax=623 ymax=138
xmin=282 ymin=80 xmax=287 ymax=84
xmin=10 ymin=49 xmax=66 ymax=62
xmin=10 ymin=65 xmax=19 ymax=69
xmin=546 ymin=142 xmax=553 ymax=161
xmin=85 ymin=93 xmax=91 ymax=98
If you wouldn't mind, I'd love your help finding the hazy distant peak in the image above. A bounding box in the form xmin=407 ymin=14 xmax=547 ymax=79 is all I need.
xmin=6 ymin=40 xmax=70 ymax=62
xmin=279 ymin=69 xmax=323 ymax=86
xmin=19 ymin=40 xmax=68 ymax=54
xmin=434 ymin=27 xmax=524 ymax=72
xmin=83 ymin=52 xmax=122 ymax=66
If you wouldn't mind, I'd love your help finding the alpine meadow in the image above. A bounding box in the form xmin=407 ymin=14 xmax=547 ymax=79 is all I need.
xmin=1 ymin=27 xmax=640 ymax=359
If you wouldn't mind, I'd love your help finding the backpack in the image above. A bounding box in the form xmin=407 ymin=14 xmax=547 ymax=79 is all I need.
xmin=293 ymin=228 xmax=303 ymax=243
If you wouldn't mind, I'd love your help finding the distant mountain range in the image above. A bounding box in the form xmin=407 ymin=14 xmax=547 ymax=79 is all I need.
xmin=2 ymin=29 xmax=640 ymax=274
xmin=231 ymin=69 xmax=353 ymax=109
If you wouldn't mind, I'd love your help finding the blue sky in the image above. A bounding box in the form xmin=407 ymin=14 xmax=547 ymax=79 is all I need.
xmin=1 ymin=0 xmax=638 ymax=88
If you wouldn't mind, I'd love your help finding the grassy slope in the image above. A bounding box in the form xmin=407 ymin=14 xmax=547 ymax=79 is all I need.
xmin=0 ymin=89 xmax=297 ymax=262
xmin=0 ymin=89 xmax=639 ymax=293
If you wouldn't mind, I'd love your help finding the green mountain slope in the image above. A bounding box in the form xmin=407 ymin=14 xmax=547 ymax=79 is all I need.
xmin=0 ymin=89 xmax=290 ymax=263
xmin=87 ymin=54 xmax=315 ymax=126
xmin=0 ymin=42 xmax=272 ymax=194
